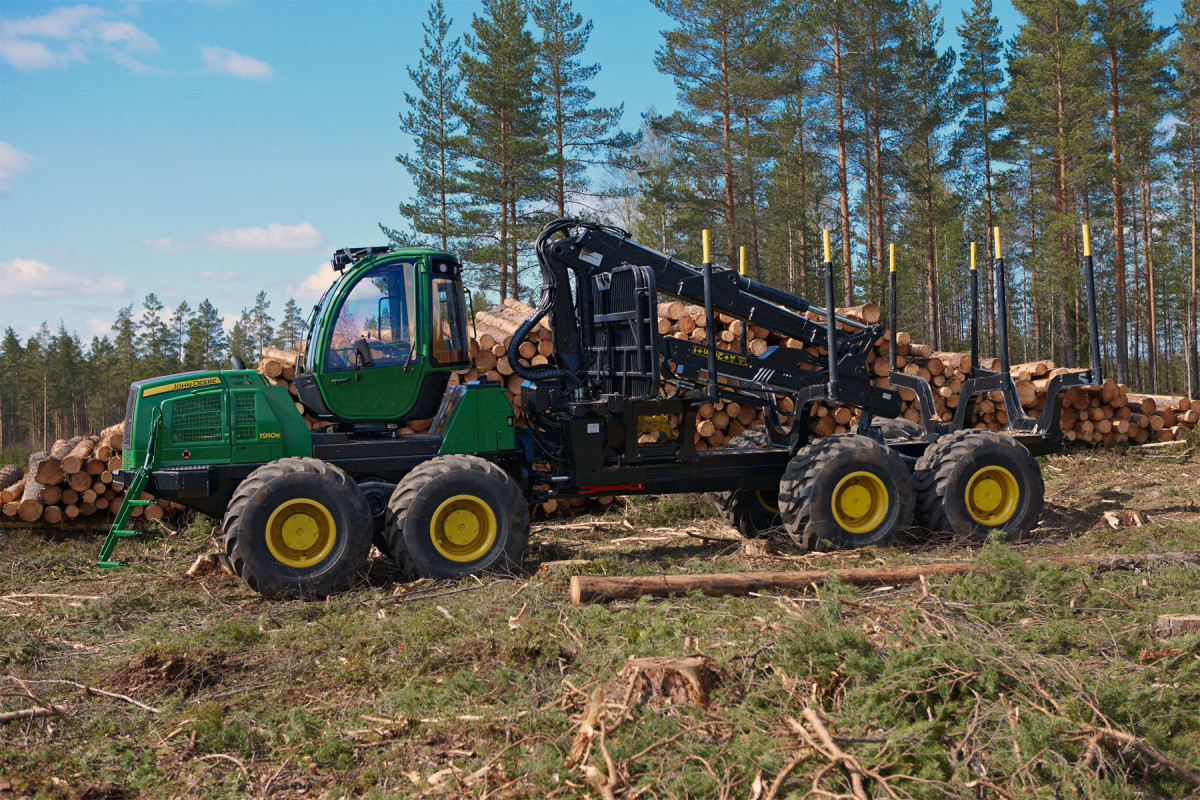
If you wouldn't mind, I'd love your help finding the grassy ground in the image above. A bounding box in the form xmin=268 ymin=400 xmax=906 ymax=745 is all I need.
xmin=2 ymin=443 xmax=1199 ymax=799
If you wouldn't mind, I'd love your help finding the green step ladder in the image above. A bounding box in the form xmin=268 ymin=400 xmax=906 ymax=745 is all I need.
xmin=98 ymin=410 xmax=161 ymax=568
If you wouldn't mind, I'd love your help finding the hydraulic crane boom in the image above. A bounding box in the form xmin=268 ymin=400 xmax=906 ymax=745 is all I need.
xmin=509 ymin=219 xmax=902 ymax=445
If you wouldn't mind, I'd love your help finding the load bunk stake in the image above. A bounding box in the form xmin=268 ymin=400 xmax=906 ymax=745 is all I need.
xmin=1082 ymin=223 xmax=1104 ymax=385
xmin=823 ymin=229 xmax=839 ymax=403
xmin=701 ymin=228 xmax=719 ymax=404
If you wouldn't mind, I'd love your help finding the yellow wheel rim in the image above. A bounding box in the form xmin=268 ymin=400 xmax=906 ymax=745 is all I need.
xmin=965 ymin=465 xmax=1019 ymax=526
xmin=831 ymin=471 xmax=889 ymax=534
xmin=430 ymin=494 xmax=497 ymax=563
xmin=265 ymin=498 xmax=337 ymax=568
xmin=755 ymin=490 xmax=780 ymax=515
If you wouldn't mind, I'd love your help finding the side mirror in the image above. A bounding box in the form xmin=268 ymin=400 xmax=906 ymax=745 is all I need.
xmin=353 ymin=338 xmax=375 ymax=368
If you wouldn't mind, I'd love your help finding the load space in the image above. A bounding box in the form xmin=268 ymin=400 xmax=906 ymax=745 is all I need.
xmin=104 ymin=218 xmax=1109 ymax=598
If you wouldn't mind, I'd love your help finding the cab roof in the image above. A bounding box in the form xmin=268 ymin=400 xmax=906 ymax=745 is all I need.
xmin=330 ymin=245 xmax=456 ymax=272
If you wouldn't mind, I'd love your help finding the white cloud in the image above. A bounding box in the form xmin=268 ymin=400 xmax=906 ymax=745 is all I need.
xmin=195 ymin=268 xmax=238 ymax=282
xmin=0 ymin=142 xmax=35 ymax=193
xmin=289 ymin=263 xmax=335 ymax=300
xmin=0 ymin=5 xmax=159 ymax=72
xmin=199 ymin=44 xmax=272 ymax=80
xmin=83 ymin=316 xmax=111 ymax=338
xmin=205 ymin=221 xmax=323 ymax=253
xmin=0 ymin=257 xmax=129 ymax=299
xmin=141 ymin=236 xmax=194 ymax=253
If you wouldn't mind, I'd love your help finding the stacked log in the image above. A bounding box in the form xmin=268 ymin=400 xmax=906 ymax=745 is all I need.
xmin=645 ymin=300 xmax=1196 ymax=446
xmin=1 ymin=422 xmax=180 ymax=527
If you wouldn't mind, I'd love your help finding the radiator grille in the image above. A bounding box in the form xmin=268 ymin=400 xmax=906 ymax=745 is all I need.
xmin=122 ymin=385 xmax=137 ymax=450
xmin=171 ymin=395 xmax=224 ymax=443
xmin=233 ymin=393 xmax=257 ymax=440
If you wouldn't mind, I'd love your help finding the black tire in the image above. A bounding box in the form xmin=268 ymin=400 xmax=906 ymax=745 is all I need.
xmin=913 ymin=429 xmax=1044 ymax=541
xmin=778 ymin=434 xmax=916 ymax=550
xmin=711 ymin=428 xmax=783 ymax=536
xmin=357 ymin=480 xmax=396 ymax=552
xmin=871 ymin=417 xmax=923 ymax=441
xmin=222 ymin=458 xmax=372 ymax=599
xmin=383 ymin=455 xmax=529 ymax=580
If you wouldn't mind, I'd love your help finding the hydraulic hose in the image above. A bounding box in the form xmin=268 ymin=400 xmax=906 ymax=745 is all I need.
xmin=506 ymin=219 xmax=586 ymax=389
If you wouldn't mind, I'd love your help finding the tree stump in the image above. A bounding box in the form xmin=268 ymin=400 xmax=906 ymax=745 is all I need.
xmin=605 ymin=655 xmax=725 ymax=709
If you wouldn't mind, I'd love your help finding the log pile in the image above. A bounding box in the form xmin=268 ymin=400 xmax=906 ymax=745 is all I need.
xmin=1 ymin=423 xmax=179 ymax=527
xmin=444 ymin=298 xmax=1195 ymax=447
xmin=648 ymin=300 xmax=1198 ymax=446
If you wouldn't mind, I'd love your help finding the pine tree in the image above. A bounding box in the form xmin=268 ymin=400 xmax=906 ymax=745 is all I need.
xmin=0 ymin=327 xmax=23 ymax=452
xmin=185 ymin=299 xmax=227 ymax=370
xmin=244 ymin=290 xmax=275 ymax=357
xmin=848 ymin=0 xmax=906 ymax=287
xmin=1177 ymin=0 xmax=1200 ymax=397
xmin=458 ymin=0 xmax=547 ymax=299
xmin=532 ymin=0 xmax=629 ymax=217
xmin=276 ymin=298 xmax=305 ymax=349
xmin=227 ymin=318 xmax=252 ymax=364
xmin=623 ymin=109 xmax=708 ymax=256
xmin=111 ymin=305 xmax=138 ymax=393
xmin=898 ymin=0 xmax=956 ymax=349
xmin=653 ymin=0 xmax=774 ymax=270
xmin=85 ymin=335 xmax=123 ymax=430
xmin=136 ymin=293 xmax=172 ymax=376
xmin=1007 ymin=0 xmax=1100 ymax=366
xmin=952 ymin=0 xmax=1004 ymax=347
xmin=1089 ymin=0 xmax=1169 ymax=384
xmin=387 ymin=0 xmax=467 ymax=252
xmin=168 ymin=301 xmax=191 ymax=371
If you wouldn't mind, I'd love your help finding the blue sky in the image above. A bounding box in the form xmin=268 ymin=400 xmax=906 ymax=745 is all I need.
xmin=0 ymin=0 xmax=1183 ymax=344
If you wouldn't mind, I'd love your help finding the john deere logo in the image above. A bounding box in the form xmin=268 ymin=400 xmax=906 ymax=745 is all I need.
xmin=259 ymin=432 xmax=281 ymax=439
xmin=143 ymin=376 xmax=222 ymax=397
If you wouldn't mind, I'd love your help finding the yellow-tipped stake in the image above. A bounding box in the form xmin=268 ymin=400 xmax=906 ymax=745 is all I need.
xmin=970 ymin=241 xmax=977 ymax=271
xmin=739 ymin=245 xmax=747 ymax=276
xmin=993 ymin=226 xmax=1003 ymax=259
xmin=1080 ymin=222 xmax=1102 ymax=382
xmin=889 ymin=243 xmax=896 ymax=272
xmin=701 ymin=228 xmax=711 ymax=264
xmin=821 ymin=228 xmax=837 ymax=399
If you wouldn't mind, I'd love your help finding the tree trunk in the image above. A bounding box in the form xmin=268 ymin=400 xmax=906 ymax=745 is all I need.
xmin=1142 ymin=164 xmax=1157 ymax=392
xmin=720 ymin=22 xmax=737 ymax=270
xmin=1052 ymin=25 xmax=1076 ymax=369
xmin=982 ymin=80 xmax=996 ymax=353
xmin=796 ymin=95 xmax=809 ymax=297
xmin=1190 ymin=122 xmax=1199 ymax=399
xmin=832 ymin=19 xmax=853 ymax=304
xmin=924 ymin=145 xmax=939 ymax=350
xmin=1109 ymin=40 xmax=1130 ymax=384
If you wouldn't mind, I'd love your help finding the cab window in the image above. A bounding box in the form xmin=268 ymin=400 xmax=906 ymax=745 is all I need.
xmin=430 ymin=273 xmax=468 ymax=365
xmin=325 ymin=260 xmax=417 ymax=371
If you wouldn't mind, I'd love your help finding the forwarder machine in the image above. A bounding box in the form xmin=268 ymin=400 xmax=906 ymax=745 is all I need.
xmin=106 ymin=219 xmax=1106 ymax=598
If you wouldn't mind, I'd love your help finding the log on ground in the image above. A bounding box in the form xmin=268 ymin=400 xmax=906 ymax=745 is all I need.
xmin=570 ymin=551 xmax=1200 ymax=604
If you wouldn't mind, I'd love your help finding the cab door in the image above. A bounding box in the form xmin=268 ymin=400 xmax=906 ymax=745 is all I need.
xmin=315 ymin=258 xmax=424 ymax=420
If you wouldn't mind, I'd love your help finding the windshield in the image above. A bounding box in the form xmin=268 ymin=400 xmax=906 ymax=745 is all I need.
xmin=325 ymin=260 xmax=418 ymax=372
